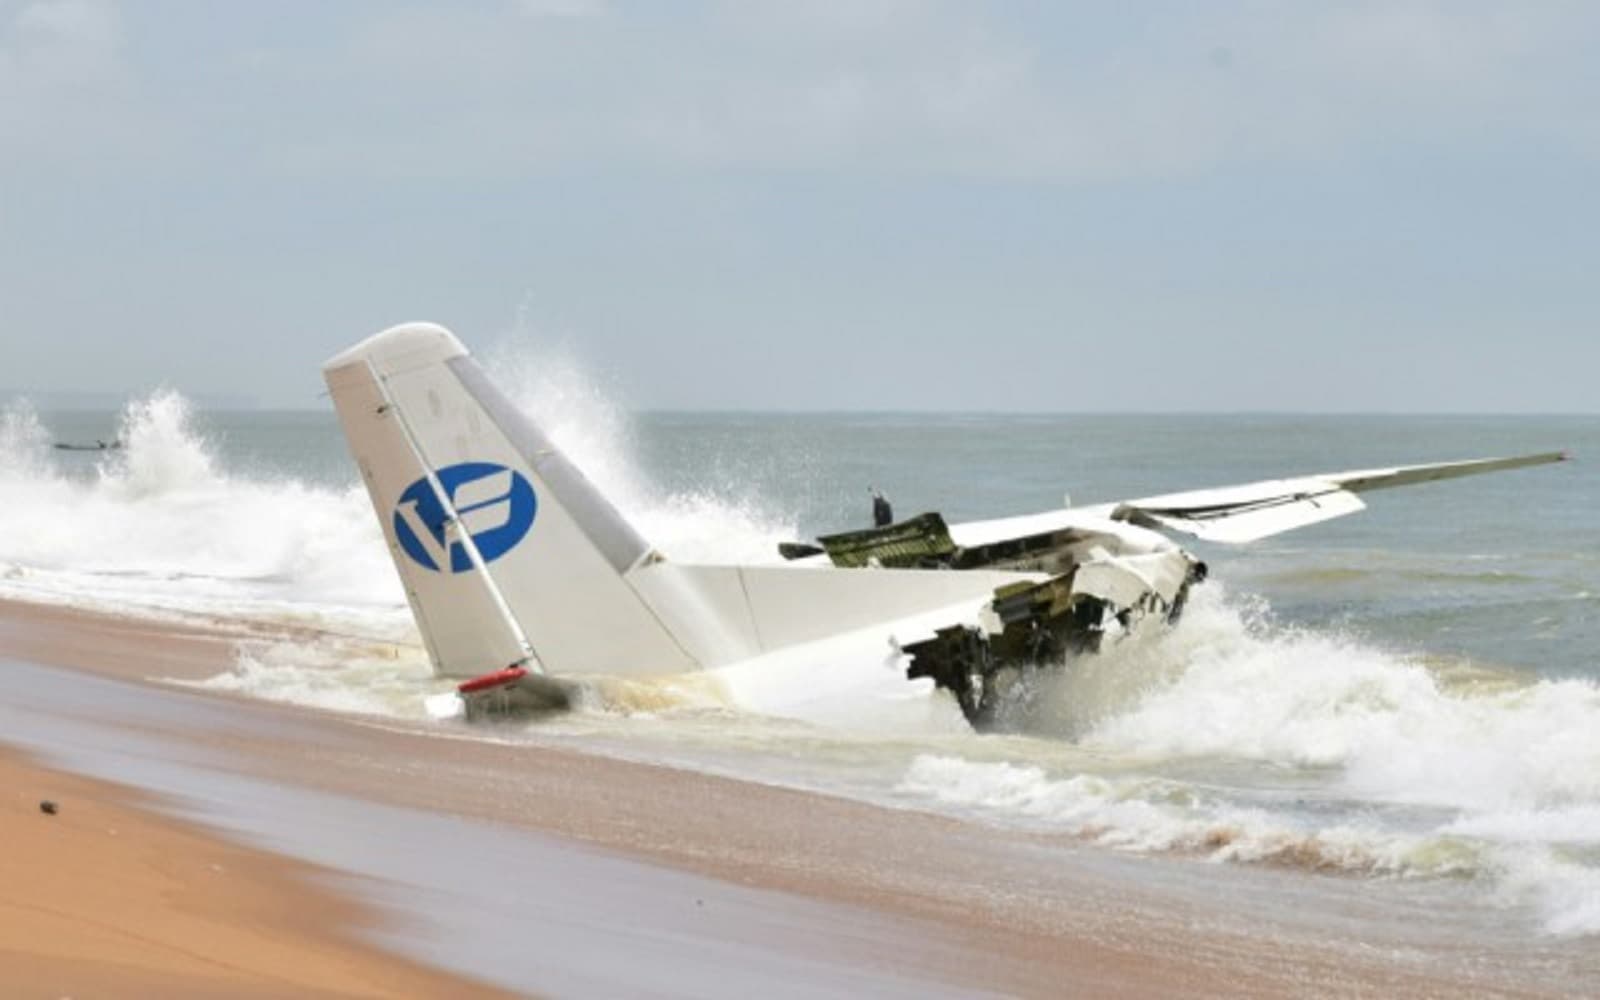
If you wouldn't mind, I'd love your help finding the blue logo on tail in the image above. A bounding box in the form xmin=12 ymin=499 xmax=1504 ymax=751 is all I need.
xmin=393 ymin=462 xmax=537 ymax=573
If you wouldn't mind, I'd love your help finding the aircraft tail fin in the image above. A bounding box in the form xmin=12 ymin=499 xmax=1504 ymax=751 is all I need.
xmin=322 ymin=323 xmax=701 ymax=678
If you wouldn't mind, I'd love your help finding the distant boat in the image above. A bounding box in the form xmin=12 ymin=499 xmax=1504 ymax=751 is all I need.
xmin=53 ymin=439 xmax=123 ymax=452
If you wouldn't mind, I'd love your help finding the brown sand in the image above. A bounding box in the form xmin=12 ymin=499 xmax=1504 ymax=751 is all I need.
xmin=0 ymin=597 xmax=1590 ymax=998
xmin=0 ymin=748 xmax=511 ymax=998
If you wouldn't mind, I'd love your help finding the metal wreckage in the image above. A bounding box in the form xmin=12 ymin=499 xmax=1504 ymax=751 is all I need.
xmin=324 ymin=322 xmax=1569 ymax=734
xmin=781 ymin=511 xmax=1205 ymax=729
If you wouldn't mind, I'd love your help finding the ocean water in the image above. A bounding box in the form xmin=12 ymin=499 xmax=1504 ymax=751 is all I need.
xmin=2 ymin=361 xmax=1598 ymax=939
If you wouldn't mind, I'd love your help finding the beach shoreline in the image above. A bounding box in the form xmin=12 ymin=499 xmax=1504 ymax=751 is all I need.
xmin=1 ymin=595 xmax=1593 ymax=997
xmin=0 ymin=745 xmax=509 ymax=998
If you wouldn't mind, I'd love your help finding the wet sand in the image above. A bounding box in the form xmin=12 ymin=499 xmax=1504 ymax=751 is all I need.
xmin=0 ymin=748 xmax=506 ymax=998
xmin=0 ymin=597 xmax=1593 ymax=997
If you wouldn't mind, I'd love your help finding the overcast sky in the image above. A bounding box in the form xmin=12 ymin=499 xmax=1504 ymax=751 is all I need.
xmin=3 ymin=1 xmax=1598 ymax=411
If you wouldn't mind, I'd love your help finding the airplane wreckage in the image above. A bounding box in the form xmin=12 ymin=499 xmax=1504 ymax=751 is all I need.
xmin=325 ymin=323 xmax=1568 ymax=731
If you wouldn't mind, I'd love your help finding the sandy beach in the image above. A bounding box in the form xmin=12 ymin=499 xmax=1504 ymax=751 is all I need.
xmin=1 ymin=597 xmax=1594 ymax=997
xmin=0 ymin=748 xmax=508 ymax=998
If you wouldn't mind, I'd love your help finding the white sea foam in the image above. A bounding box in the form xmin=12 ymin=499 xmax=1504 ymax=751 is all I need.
xmin=1079 ymin=587 xmax=1600 ymax=818
xmin=886 ymin=586 xmax=1600 ymax=934
xmin=0 ymin=392 xmax=405 ymax=625
xmin=483 ymin=337 xmax=799 ymax=564
xmin=896 ymin=753 xmax=1479 ymax=876
xmin=1492 ymin=849 xmax=1600 ymax=935
xmin=1446 ymin=806 xmax=1600 ymax=845
xmin=0 ymin=398 xmax=52 ymax=478
xmin=895 ymin=751 xmax=1600 ymax=935
xmin=185 ymin=638 xmax=443 ymax=718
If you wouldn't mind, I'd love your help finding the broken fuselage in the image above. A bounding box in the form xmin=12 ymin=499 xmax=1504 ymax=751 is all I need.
xmin=784 ymin=511 xmax=1206 ymax=729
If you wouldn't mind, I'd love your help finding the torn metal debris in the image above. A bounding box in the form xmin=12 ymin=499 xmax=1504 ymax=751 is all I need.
xmin=786 ymin=511 xmax=1206 ymax=730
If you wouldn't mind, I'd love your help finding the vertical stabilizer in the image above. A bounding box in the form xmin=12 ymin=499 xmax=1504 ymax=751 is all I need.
xmin=323 ymin=323 xmax=700 ymax=678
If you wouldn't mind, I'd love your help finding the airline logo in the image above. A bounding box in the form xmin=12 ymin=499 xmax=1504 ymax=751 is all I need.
xmin=393 ymin=462 xmax=537 ymax=573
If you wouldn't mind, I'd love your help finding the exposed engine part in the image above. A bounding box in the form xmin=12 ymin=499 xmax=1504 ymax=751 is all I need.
xmin=904 ymin=572 xmax=1108 ymax=729
xmin=811 ymin=511 xmax=1108 ymax=576
xmin=815 ymin=512 xmax=957 ymax=568
xmin=904 ymin=558 xmax=1208 ymax=730
xmin=792 ymin=507 xmax=1207 ymax=730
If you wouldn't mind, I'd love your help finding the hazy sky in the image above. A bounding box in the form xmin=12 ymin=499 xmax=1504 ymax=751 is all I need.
xmin=3 ymin=1 xmax=1598 ymax=411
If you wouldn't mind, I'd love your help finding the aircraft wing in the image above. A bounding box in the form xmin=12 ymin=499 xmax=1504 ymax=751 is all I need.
xmin=1107 ymin=451 xmax=1568 ymax=544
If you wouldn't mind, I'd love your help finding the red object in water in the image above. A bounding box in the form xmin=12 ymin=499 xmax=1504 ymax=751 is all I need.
xmin=457 ymin=665 xmax=528 ymax=694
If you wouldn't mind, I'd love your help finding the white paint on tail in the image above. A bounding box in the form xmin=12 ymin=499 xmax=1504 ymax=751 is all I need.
xmin=324 ymin=323 xmax=1024 ymax=680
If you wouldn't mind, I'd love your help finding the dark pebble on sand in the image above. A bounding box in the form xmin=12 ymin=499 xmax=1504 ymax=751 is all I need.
xmin=39 ymin=800 xmax=58 ymax=815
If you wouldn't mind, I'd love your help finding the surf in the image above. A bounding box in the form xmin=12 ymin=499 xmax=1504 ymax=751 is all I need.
xmin=2 ymin=351 xmax=1595 ymax=938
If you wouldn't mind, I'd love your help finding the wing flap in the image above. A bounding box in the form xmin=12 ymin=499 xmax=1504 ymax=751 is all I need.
xmin=1108 ymin=450 xmax=1566 ymax=544
xmin=1114 ymin=484 xmax=1366 ymax=543
xmin=939 ymin=451 xmax=1566 ymax=551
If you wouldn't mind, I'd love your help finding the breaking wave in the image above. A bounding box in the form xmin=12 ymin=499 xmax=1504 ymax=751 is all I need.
xmin=0 ymin=392 xmax=402 ymax=623
xmin=186 ymin=638 xmax=442 ymax=717
xmin=896 ymin=754 xmax=1483 ymax=875
xmin=1076 ymin=588 xmax=1600 ymax=816
xmin=0 ymin=341 xmax=798 ymax=680
xmin=0 ymin=399 xmax=52 ymax=478
xmin=890 ymin=586 xmax=1600 ymax=934
xmin=482 ymin=340 xmax=796 ymax=564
